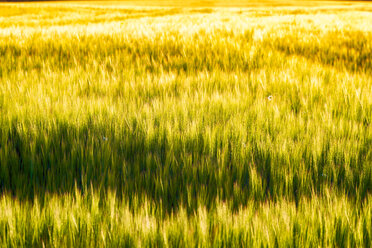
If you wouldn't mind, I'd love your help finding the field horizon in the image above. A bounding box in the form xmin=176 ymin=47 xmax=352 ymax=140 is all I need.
xmin=0 ymin=0 xmax=371 ymax=247
xmin=1 ymin=0 xmax=371 ymax=6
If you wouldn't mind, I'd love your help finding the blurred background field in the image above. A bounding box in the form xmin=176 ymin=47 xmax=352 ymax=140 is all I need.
xmin=0 ymin=1 xmax=371 ymax=247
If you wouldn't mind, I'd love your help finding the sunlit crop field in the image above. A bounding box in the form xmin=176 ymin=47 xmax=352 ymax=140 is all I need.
xmin=0 ymin=1 xmax=371 ymax=247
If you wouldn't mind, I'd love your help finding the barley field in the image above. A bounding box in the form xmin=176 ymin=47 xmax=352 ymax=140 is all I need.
xmin=0 ymin=0 xmax=371 ymax=247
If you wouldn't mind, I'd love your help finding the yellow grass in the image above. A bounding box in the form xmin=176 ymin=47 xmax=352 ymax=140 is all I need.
xmin=0 ymin=1 xmax=371 ymax=247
